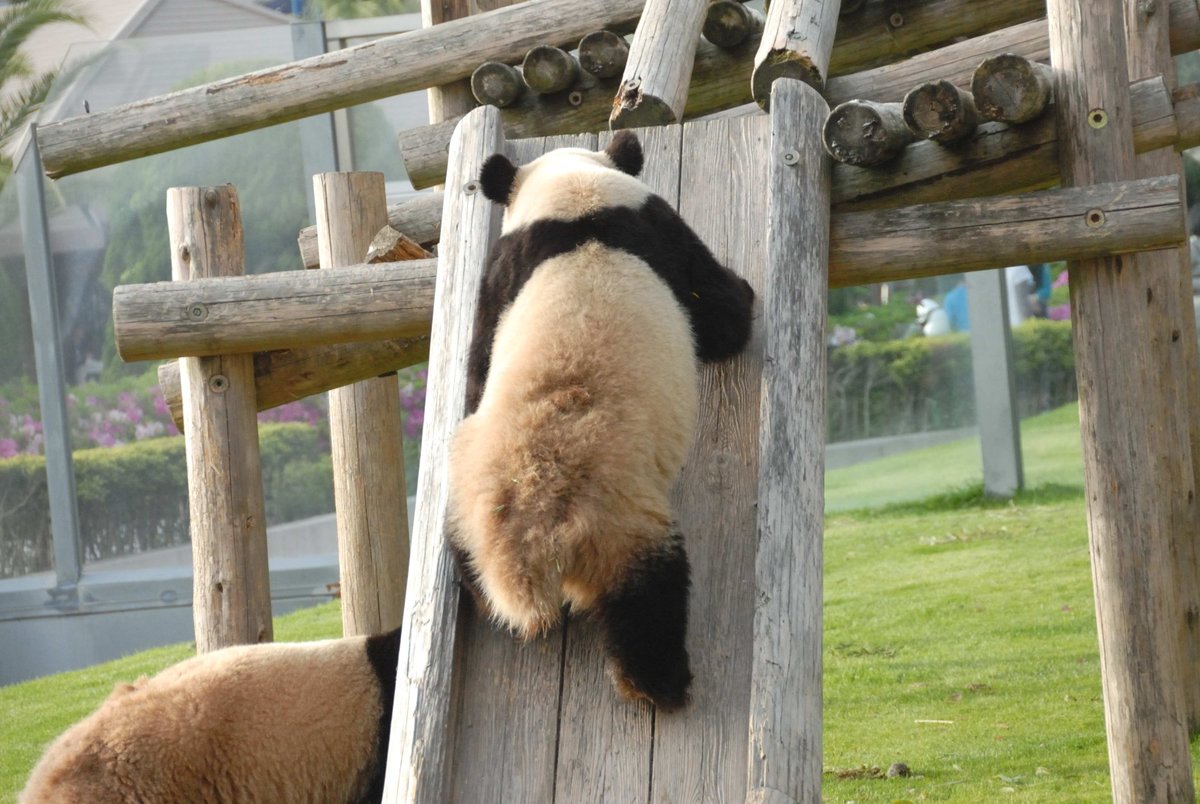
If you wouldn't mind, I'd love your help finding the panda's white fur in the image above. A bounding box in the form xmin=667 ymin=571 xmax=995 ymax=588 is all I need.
xmin=21 ymin=630 xmax=398 ymax=803
xmin=449 ymin=132 xmax=754 ymax=710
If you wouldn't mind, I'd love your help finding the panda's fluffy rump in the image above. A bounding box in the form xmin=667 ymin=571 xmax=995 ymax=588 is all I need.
xmin=21 ymin=637 xmax=383 ymax=804
xmin=449 ymin=241 xmax=697 ymax=638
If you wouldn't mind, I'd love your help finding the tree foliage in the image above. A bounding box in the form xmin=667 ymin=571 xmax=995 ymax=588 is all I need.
xmin=308 ymin=0 xmax=419 ymax=19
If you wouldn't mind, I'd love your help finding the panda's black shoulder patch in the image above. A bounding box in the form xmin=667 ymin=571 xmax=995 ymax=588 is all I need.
xmin=360 ymin=628 xmax=402 ymax=802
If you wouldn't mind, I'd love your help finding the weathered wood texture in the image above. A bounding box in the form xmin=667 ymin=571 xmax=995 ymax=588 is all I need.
xmin=168 ymin=185 xmax=272 ymax=654
xmin=823 ymin=100 xmax=913 ymax=166
xmin=1125 ymin=0 xmax=1200 ymax=736
xmin=157 ymin=336 xmax=431 ymax=431
xmin=834 ymin=75 xmax=1186 ymax=211
xmin=831 ymin=175 xmax=1186 ymax=286
xmin=399 ymin=3 xmax=1200 ymax=191
xmin=381 ymin=105 xmax=505 ymax=804
xmin=902 ymin=80 xmax=978 ymax=143
xmin=299 ymin=192 xmax=443 ymax=270
xmin=1048 ymin=0 xmax=1196 ymax=799
xmin=752 ymin=0 xmax=842 ymax=105
xmin=703 ymin=0 xmax=764 ymax=49
xmin=471 ymin=61 xmax=525 ymax=108
xmin=578 ymin=30 xmax=629 ymax=78
xmin=315 ymin=171 xmax=409 ymax=639
xmin=747 ymin=77 xmax=826 ymax=804
xmin=113 ymin=259 xmax=437 ymax=361
xmin=37 ymin=0 xmax=646 ymax=178
xmin=521 ymin=45 xmax=580 ymax=94
xmin=611 ymin=0 xmax=709 ymax=127
xmin=972 ymin=53 xmax=1054 ymax=123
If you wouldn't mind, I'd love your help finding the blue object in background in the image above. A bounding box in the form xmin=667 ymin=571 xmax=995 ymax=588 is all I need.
xmin=944 ymin=281 xmax=969 ymax=332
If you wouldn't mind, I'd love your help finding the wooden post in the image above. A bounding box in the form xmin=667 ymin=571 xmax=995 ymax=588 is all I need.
xmin=752 ymin=0 xmax=842 ymax=108
xmin=168 ymin=185 xmax=272 ymax=653
xmin=1047 ymin=0 xmax=1196 ymax=798
xmin=610 ymin=0 xmax=709 ymax=128
xmin=1125 ymin=0 xmax=1200 ymax=735
xmin=382 ymin=105 xmax=506 ymax=804
xmin=314 ymin=172 xmax=410 ymax=638
xmin=747 ymin=77 xmax=828 ymax=803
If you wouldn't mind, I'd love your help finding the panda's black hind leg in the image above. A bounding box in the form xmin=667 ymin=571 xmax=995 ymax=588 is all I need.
xmin=599 ymin=531 xmax=692 ymax=712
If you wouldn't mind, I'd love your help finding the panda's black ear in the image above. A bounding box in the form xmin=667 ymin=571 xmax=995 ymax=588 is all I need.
xmin=479 ymin=154 xmax=518 ymax=205
xmin=605 ymin=130 xmax=643 ymax=177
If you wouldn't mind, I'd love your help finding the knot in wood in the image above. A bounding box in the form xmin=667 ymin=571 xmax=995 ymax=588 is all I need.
xmin=203 ymin=188 xmax=219 ymax=207
xmin=178 ymin=243 xmax=192 ymax=263
xmin=1137 ymin=0 xmax=1157 ymax=16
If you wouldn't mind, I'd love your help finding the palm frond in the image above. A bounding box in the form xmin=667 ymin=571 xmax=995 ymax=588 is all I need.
xmin=0 ymin=0 xmax=88 ymax=78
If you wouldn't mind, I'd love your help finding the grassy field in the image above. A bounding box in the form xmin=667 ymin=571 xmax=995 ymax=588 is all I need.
xmin=4 ymin=404 xmax=1200 ymax=801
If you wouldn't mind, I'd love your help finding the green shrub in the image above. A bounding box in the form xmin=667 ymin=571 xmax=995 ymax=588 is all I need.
xmin=0 ymin=423 xmax=334 ymax=579
xmin=828 ymin=320 xmax=1077 ymax=442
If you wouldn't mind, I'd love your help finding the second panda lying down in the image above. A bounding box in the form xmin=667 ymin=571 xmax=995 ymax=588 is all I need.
xmin=21 ymin=629 xmax=399 ymax=803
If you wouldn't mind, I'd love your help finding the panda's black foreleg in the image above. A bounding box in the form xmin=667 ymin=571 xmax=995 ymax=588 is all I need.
xmin=599 ymin=531 xmax=693 ymax=712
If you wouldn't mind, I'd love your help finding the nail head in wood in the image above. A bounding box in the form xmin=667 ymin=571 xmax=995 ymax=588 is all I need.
xmin=187 ymin=303 xmax=208 ymax=321
xmin=1089 ymin=108 xmax=1108 ymax=128
xmin=464 ymin=180 xmax=479 ymax=195
xmin=782 ymin=149 xmax=799 ymax=165
xmin=889 ymin=12 xmax=904 ymax=27
xmin=208 ymin=374 xmax=229 ymax=394
xmin=1085 ymin=208 xmax=1106 ymax=227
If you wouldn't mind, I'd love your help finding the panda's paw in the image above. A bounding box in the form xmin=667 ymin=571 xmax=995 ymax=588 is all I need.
xmin=606 ymin=654 xmax=692 ymax=713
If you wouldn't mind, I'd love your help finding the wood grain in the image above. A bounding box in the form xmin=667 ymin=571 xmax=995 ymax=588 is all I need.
xmin=832 ymin=175 xmax=1187 ymax=286
xmin=972 ymin=53 xmax=1054 ymax=123
xmin=157 ymin=336 xmax=431 ymax=431
xmin=611 ymin=0 xmax=709 ymax=127
xmin=315 ymin=172 xmax=409 ymax=639
xmin=747 ymin=78 xmax=827 ymax=803
xmin=1047 ymin=0 xmax=1196 ymax=799
xmin=37 ymin=0 xmax=646 ymax=178
xmin=382 ymin=105 xmax=506 ymax=804
xmin=113 ymin=259 xmax=437 ymax=362
xmin=168 ymin=185 xmax=272 ymax=654
xmin=752 ymin=0 xmax=842 ymax=106
xmin=902 ymin=80 xmax=978 ymax=144
xmin=650 ymin=113 xmax=766 ymax=804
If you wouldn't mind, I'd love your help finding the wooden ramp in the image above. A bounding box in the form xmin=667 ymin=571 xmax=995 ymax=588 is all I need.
xmin=384 ymin=81 xmax=829 ymax=803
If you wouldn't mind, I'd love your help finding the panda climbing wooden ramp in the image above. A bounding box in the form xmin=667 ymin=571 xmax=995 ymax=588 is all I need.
xmin=383 ymin=79 xmax=828 ymax=803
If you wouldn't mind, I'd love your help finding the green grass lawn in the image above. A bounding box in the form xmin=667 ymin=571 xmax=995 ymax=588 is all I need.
xmin=4 ymin=403 xmax=1199 ymax=801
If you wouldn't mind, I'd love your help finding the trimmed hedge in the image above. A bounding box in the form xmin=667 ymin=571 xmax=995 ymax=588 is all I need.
xmin=828 ymin=319 xmax=1076 ymax=442
xmin=0 ymin=423 xmax=333 ymax=579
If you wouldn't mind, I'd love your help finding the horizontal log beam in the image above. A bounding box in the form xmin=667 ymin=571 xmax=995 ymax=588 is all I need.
xmin=298 ymin=192 xmax=442 ymax=269
xmin=157 ymin=336 xmax=430 ymax=431
xmin=831 ymin=175 xmax=1186 ymax=286
xmin=36 ymin=0 xmax=646 ymax=178
xmin=115 ymin=259 xmax=436 ymax=361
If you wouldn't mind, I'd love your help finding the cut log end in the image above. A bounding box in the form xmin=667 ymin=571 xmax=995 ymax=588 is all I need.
xmin=577 ymin=30 xmax=629 ymax=78
xmin=902 ymin=80 xmax=980 ymax=144
xmin=367 ymin=226 xmax=433 ymax=263
xmin=703 ymin=0 xmax=764 ymax=49
xmin=470 ymin=61 xmax=525 ymax=108
xmin=823 ymin=100 xmax=914 ymax=166
xmin=751 ymin=52 xmax=823 ymax=109
xmin=971 ymin=53 xmax=1054 ymax=124
xmin=609 ymin=84 xmax=677 ymax=129
xmin=522 ymin=45 xmax=581 ymax=95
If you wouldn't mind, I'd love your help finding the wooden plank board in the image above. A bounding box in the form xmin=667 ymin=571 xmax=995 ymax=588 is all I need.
xmin=382 ymin=105 xmax=506 ymax=804
xmin=550 ymin=126 xmax=684 ymax=803
xmin=650 ymin=114 xmax=768 ymax=802
xmin=446 ymin=134 xmax=601 ymax=804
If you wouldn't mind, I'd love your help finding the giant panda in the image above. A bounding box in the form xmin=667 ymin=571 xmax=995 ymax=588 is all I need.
xmin=21 ymin=628 xmax=399 ymax=803
xmin=448 ymin=130 xmax=755 ymax=713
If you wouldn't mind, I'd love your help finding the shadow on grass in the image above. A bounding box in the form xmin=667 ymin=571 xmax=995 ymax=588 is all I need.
xmin=841 ymin=481 xmax=1086 ymax=519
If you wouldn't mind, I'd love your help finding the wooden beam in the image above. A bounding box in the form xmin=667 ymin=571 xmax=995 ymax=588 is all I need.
xmin=971 ymin=53 xmax=1054 ymax=123
xmin=298 ymin=192 xmax=442 ymax=270
xmin=315 ymin=171 xmax=409 ymax=640
xmin=471 ymin=61 xmax=525 ymax=108
xmin=610 ymin=0 xmax=709 ymax=127
xmin=168 ymin=185 xmax=272 ymax=654
xmin=381 ymin=103 xmax=505 ymax=804
xmin=577 ymin=30 xmax=629 ymax=78
xmin=522 ymin=45 xmax=580 ymax=95
xmin=752 ymin=0 xmax=842 ymax=106
xmin=157 ymin=336 xmax=430 ymax=431
xmin=902 ymin=80 xmax=978 ymax=143
xmin=747 ymin=77 xmax=827 ymax=803
xmin=831 ymin=175 xmax=1186 ymax=286
xmin=823 ymin=100 xmax=913 ymax=166
xmin=36 ymin=0 xmax=646 ymax=178
xmin=703 ymin=0 xmax=764 ymax=49
xmin=113 ymin=259 xmax=437 ymax=362
xmin=1047 ymin=0 xmax=1196 ymax=798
